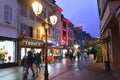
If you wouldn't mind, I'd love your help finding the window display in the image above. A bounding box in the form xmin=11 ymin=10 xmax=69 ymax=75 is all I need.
xmin=21 ymin=48 xmax=31 ymax=59
xmin=21 ymin=48 xmax=42 ymax=60
xmin=0 ymin=40 xmax=15 ymax=64
xmin=21 ymin=48 xmax=25 ymax=59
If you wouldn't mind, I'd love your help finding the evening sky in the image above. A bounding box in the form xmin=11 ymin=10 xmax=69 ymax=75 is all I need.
xmin=56 ymin=0 xmax=100 ymax=38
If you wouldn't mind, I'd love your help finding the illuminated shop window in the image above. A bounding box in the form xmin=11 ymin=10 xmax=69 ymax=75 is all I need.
xmin=0 ymin=40 xmax=15 ymax=64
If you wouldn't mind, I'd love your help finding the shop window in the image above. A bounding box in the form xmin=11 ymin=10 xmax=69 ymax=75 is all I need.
xmin=21 ymin=48 xmax=31 ymax=59
xmin=0 ymin=40 xmax=15 ymax=64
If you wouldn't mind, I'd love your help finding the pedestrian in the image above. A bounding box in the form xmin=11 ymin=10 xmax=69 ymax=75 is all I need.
xmin=84 ymin=52 xmax=87 ymax=61
xmin=77 ymin=51 xmax=80 ymax=61
xmin=25 ymin=51 xmax=35 ymax=77
xmin=73 ymin=51 xmax=77 ymax=61
xmin=40 ymin=51 xmax=44 ymax=67
xmin=80 ymin=52 xmax=84 ymax=62
xmin=65 ymin=52 xmax=68 ymax=59
xmin=34 ymin=52 xmax=41 ymax=73
xmin=21 ymin=55 xmax=27 ymax=73
xmin=69 ymin=52 xmax=73 ymax=64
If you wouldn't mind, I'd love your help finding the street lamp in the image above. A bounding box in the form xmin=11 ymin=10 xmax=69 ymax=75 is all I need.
xmin=32 ymin=1 xmax=58 ymax=80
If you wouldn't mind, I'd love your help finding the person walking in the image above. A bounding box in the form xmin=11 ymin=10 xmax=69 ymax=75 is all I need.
xmin=25 ymin=51 xmax=35 ymax=77
xmin=73 ymin=51 xmax=77 ymax=61
xmin=69 ymin=52 xmax=73 ymax=64
xmin=21 ymin=55 xmax=27 ymax=73
xmin=34 ymin=52 xmax=41 ymax=74
xmin=77 ymin=51 xmax=80 ymax=61
xmin=80 ymin=52 xmax=84 ymax=62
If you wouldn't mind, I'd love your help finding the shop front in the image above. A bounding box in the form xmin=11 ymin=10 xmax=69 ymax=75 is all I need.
xmin=18 ymin=38 xmax=44 ymax=65
xmin=0 ymin=36 xmax=17 ymax=68
xmin=47 ymin=43 xmax=61 ymax=63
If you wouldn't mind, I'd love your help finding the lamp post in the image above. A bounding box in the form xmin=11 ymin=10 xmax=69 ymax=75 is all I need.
xmin=32 ymin=1 xmax=58 ymax=80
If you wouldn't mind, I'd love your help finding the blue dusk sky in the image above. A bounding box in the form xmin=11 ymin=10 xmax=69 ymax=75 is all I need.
xmin=56 ymin=0 xmax=100 ymax=38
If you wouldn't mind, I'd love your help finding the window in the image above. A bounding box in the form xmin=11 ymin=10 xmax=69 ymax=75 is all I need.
xmin=0 ymin=40 xmax=15 ymax=64
xmin=36 ymin=7 xmax=46 ymax=22
xmin=29 ymin=11 xmax=35 ymax=20
xmin=20 ymin=23 xmax=26 ymax=38
xmin=63 ymin=31 xmax=66 ymax=36
xmin=63 ymin=22 xmax=66 ymax=28
xmin=42 ymin=8 xmax=46 ymax=19
xmin=48 ymin=28 xmax=54 ymax=38
xmin=29 ymin=27 xmax=33 ymax=38
xmin=37 ymin=29 xmax=40 ymax=39
xmin=25 ymin=25 xmax=33 ymax=38
xmin=20 ymin=5 xmax=27 ymax=17
xmin=20 ymin=23 xmax=25 ymax=35
xmin=4 ymin=4 xmax=13 ymax=23
xmin=20 ymin=23 xmax=33 ymax=38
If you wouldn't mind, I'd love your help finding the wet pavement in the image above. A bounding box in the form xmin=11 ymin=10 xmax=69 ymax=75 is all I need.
xmin=0 ymin=59 xmax=119 ymax=80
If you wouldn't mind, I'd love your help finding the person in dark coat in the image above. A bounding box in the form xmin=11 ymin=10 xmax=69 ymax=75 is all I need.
xmin=21 ymin=55 xmax=27 ymax=73
xmin=77 ymin=51 xmax=80 ymax=61
xmin=34 ymin=52 xmax=41 ymax=73
xmin=69 ymin=52 xmax=73 ymax=63
xmin=25 ymin=51 xmax=35 ymax=77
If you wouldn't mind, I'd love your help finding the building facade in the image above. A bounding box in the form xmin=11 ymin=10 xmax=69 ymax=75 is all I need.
xmin=73 ymin=26 xmax=96 ymax=53
xmin=18 ymin=0 xmax=62 ymax=64
xmin=74 ymin=26 xmax=85 ymax=52
xmin=0 ymin=0 xmax=19 ymax=68
xmin=0 ymin=0 xmax=62 ymax=68
xmin=97 ymin=0 xmax=120 ymax=71
xmin=60 ymin=15 xmax=74 ymax=57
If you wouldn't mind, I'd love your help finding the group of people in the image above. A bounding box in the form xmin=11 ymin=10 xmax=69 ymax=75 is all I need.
xmin=21 ymin=51 xmax=42 ymax=77
xmin=65 ymin=51 xmax=88 ymax=62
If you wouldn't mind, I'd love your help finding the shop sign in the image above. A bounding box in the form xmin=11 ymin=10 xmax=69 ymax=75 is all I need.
xmin=19 ymin=39 xmax=43 ymax=47
xmin=23 ymin=40 xmax=42 ymax=46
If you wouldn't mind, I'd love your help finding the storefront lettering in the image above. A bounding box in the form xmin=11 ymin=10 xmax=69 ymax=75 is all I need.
xmin=23 ymin=40 xmax=42 ymax=46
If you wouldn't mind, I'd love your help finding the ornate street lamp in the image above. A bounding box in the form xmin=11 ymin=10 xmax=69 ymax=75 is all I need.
xmin=32 ymin=1 xmax=43 ymax=15
xmin=32 ymin=1 xmax=58 ymax=80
